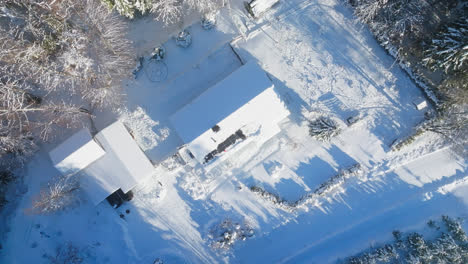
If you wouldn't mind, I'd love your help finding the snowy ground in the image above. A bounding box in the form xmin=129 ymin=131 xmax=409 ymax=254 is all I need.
xmin=1 ymin=0 xmax=467 ymax=263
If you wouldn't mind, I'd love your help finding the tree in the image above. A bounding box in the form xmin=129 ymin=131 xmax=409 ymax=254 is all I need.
xmin=47 ymin=242 xmax=84 ymax=264
xmin=421 ymin=17 xmax=467 ymax=155
xmin=308 ymin=116 xmax=340 ymax=141
xmin=0 ymin=0 xmax=135 ymax=168
xmin=423 ymin=103 xmax=467 ymax=155
xmin=442 ymin=215 xmax=468 ymax=242
xmin=386 ymin=0 xmax=429 ymax=41
xmin=185 ymin=0 xmax=224 ymax=14
xmin=423 ymin=17 xmax=468 ymax=74
xmin=102 ymin=0 xmax=226 ymax=24
xmin=30 ymin=174 xmax=80 ymax=214
xmin=106 ymin=0 xmax=152 ymax=19
xmin=353 ymin=0 xmax=388 ymax=24
xmin=150 ymin=0 xmax=183 ymax=24
xmin=57 ymin=0 xmax=135 ymax=108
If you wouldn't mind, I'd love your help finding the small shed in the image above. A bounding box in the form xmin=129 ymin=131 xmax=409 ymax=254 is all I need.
xmin=49 ymin=121 xmax=154 ymax=206
xmin=170 ymin=62 xmax=290 ymax=166
xmin=413 ymin=99 xmax=428 ymax=110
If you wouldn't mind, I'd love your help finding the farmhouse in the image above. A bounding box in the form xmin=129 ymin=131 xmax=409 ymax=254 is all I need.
xmin=49 ymin=121 xmax=154 ymax=206
xmin=170 ymin=62 xmax=290 ymax=167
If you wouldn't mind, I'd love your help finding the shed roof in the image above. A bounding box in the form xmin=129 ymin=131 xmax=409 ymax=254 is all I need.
xmin=49 ymin=129 xmax=105 ymax=175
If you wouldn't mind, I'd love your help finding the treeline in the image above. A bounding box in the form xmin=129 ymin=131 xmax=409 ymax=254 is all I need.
xmin=0 ymin=0 xmax=134 ymax=208
xmin=101 ymin=0 xmax=226 ymax=22
xmin=343 ymin=215 xmax=468 ymax=264
xmin=349 ymin=0 xmax=467 ymax=153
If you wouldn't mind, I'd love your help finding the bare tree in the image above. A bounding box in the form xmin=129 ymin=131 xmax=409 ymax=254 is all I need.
xmin=424 ymin=104 xmax=467 ymax=155
xmin=150 ymin=0 xmax=183 ymax=25
xmin=0 ymin=0 xmax=135 ymax=168
xmin=184 ymin=0 xmax=225 ymax=14
xmin=47 ymin=242 xmax=84 ymax=264
xmin=308 ymin=116 xmax=340 ymax=141
xmin=30 ymin=174 xmax=80 ymax=214
xmin=57 ymin=0 xmax=135 ymax=108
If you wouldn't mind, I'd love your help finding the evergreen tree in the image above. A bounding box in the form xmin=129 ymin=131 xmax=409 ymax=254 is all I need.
xmin=423 ymin=18 xmax=468 ymax=74
xmin=106 ymin=0 xmax=152 ymax=18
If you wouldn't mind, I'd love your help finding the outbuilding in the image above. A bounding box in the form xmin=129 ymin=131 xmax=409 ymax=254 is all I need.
xmin=49 ymin=121 xmax=154 ymax=206
xmin=413 ymin=99 xmax=428 ymax=110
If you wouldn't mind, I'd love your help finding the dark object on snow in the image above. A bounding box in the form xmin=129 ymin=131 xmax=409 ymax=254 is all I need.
xmin=106 ymin=189 xmax=133 ymax=208
xmin=0 ymin=170 xmax=13 ymax=185
xmin=40 ymin=231 xmax=50 ymax=238
xmin=245 ymin=0 xmax=280 ymax=18
xmin=119 ymin=214 xmax=124 ymax=218
xmin=204 ymin=129 xmax=246 ymax=164
xmin=132 ymin=56 xmax=144 ymax=79
xmin=188 ymin=150 xmax=195 ymax=159
xmin=151 ymin=46 xmax=166 ymax=61
xmin=346 ymin=114 xmax=360 ymax=126
xmin=201 ymin=13 xmax=216 ymax=30
xmin=126 ymin=209 xmax=130 ymax=214
xmin=175 ymin=30 xmax=192 ymax=48
xmin=212 ymin=125 xmax=220 ymax=132
xmin=308 ymin=117 xmax=339 ymax=141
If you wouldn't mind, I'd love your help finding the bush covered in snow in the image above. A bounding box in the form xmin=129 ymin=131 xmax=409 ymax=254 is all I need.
xmin=208 ymin=218 xmax=254 ymax=251
xmin=201 ymin=12 xmax=217 ymax=30
xmin=308 ymin=116 xmax=340 ymax=141
xmin=175 ymin=30 xmax=192 ymax=48
xmin=344 ymin=215 xmax=468 ymax=264
xmin=151 ymin=46 xmax=166 ymax=61
xmin=251 ymin=164 xmax=363 ymax=212
xmin=46 ymin=242 xmax=85 ymax=264
xmin=250 ymin=186 xmax=295 ymax=212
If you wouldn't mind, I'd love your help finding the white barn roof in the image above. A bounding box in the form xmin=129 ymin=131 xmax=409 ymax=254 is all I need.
xmin=170 ymin=62 xmax=290 ymax=164
xmin=81 ymin=121 xmax=155 ymax=205
xmin=49 ymin=129 xmax=105 ymax=175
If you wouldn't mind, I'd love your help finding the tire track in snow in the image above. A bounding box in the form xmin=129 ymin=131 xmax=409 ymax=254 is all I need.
xmin=133 ymin=196 xmax=216 ymax=264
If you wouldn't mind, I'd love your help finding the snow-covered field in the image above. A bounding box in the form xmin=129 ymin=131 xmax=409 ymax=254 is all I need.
xmin=1 ymin=0 xmax=467 ymax=263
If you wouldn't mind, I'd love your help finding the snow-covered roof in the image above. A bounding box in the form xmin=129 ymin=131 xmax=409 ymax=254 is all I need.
xmin=413 ymin=99 xmax=427 ymax=110
xmin=170 ymin=62 xmax=290 ymax=164
xmin=49 ymin=129 xmax=105 ymax=175
xmin=80 ymin=121 xmax=155 ymax=205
